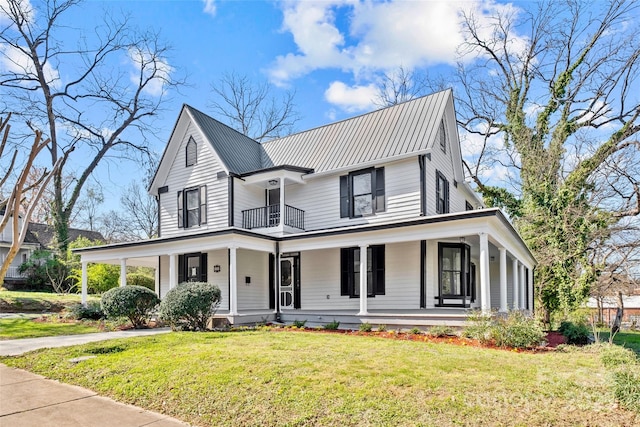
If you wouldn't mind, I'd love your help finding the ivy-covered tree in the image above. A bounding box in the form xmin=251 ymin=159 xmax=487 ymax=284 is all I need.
xmin=454 ymin=0 xmax=640 ymax=319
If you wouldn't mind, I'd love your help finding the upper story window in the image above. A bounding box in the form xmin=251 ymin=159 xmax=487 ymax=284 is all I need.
xmin=465 ymin=201 xmax=474 ymax=211
xmin=340 ymin=167 xmax=385 ymax=218
xmin=177 ymin=185 xmax=207 ymax=228
xmin=439 ymin=120 xmax=447 ymax=153
xmin=436 ymin=170 xmax=449 ymax=214
xmin=186 ymin=137 xmax=197 ymax=167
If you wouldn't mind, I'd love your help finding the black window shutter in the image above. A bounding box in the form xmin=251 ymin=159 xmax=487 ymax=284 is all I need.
xmin=178 ymin=255 xmax=185 ymax=284
xmin=340 ymin=248 xmax=349 ymax=295
xmin=373 ymin=245 xmax=385 ymax=295
xmin=436 ymin=174 xmax=442 ymax=214
xmin=200 ymin=253 xmax=208 ymax=282
xmin=268 ymin=253 xmax=275 ymax=309
xmin=444 ymin=178 xmax=450 ymax=214
xmin=339 ymin=175 xmax=349 ymax=218
xmin=200 ymin=186 xmax=207 ymax=225
xmin=374 ymin=168 xmax=385 ymax=213
xmin=177 ymin=191 xmax=184 ymax=228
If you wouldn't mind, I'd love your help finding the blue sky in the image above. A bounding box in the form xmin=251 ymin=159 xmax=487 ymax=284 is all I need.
xmin=1 ymin=0 xmax=556 ymax=212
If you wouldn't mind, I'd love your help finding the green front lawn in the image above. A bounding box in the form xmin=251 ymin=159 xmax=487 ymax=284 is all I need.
xmin=599 ymin=330 xmax=640 ymax=355
xmin=0 ymin=317 xmax=103 ymax=340
xmin=1 ymin=330 xmax=636 ymax=426
xmin=0 ymin=290 xmax=100 ymax=312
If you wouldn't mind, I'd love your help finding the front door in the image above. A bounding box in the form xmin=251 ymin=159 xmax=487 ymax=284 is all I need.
xmin=280 ymin=255 xmax=300 ymax=309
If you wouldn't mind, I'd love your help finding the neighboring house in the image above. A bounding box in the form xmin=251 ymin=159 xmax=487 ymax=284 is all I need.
xmin=74 ymin=89 xmax=536 ymax=328
xmin=1 ymin=215 xmax=104 ymax=282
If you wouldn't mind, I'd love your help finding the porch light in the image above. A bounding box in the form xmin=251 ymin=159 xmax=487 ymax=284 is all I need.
xmin=213 ymin=265 xmax=221 ymax=273
xmin=459 ymin=237 xmax=465 ymax=243
xmin=268 ymin=179 xmax=278 ymax=186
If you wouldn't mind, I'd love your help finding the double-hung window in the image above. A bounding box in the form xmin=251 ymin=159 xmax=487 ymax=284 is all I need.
xmin=178 ymin=186 xmax=207 ymax=228
xmin=340 ymin=168 xmax=385 ymax=218
xmin=436 ymin=170 xmax=449 ymax=214
xmin=340 ymin=245 xmax=385 ymax=297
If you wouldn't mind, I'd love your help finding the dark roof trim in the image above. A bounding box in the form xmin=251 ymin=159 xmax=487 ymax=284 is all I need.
xmin=238 ymin=164 xmax=315 ymax=178
xmin=72 ymin=228 xmax=277 ymax=253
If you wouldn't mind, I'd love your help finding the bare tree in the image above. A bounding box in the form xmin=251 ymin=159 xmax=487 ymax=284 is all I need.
xmin=208 ymin=72 xmax=300 ymax=142
xmin=451 ymin=0 xmax=640 ymax=318
xmin=0 ymin=0 xmax=184 ymax=255
xmin=0 ymin=114 xmax=61 ymax=284
xmin=373 ymin=66 xmax=431 ymax=107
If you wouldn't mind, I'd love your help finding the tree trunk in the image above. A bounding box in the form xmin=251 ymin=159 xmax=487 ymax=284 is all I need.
xmin=611 ymin=291 xmax=624 ymax=335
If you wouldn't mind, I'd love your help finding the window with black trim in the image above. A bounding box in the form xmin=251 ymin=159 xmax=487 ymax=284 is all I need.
xmin=178 ymin=185 xmax=207 ymax=228
xmin=436 ymin=171 xmax=449 ymax=214
xmin=178 ymin=252 xmax=208 ymax=283
xmin=340 ymin=168 xmax=385 ymax=218
xmin=439 ymin=120 xmax=446 ymax=153
xmin=186 ymin=137 xmax=197 ymax=167
xmin=465 ymin=201 xmax=474 ymax=211
xmin=437 ymin=243 xmax=475 ymax=306
xmin=340 ymin=245 xmax=385 ymax=297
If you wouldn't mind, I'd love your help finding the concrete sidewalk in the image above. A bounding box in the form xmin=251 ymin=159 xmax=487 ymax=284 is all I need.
xmin=0 ymin=364 xmax=192 ymax=426
xmin=0 ymin=328 xmax=172 ymax=356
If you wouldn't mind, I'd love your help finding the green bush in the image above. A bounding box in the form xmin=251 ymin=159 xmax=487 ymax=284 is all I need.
xmin=159 ymin=282 xmax=221 ymax=331
xmin=127 ymin=273 xmax=155 ymax=291
xmin=324 ymin=320 xmax=340 ymax=330
xmin=409 ymin=327 xmax=422 ymax=335
xmin=292 ymin=319 xmax=307 ymax=328
xmin=558 ymin=320 xmax=590 ymax=345
xmin=359 ymin=322 xmax=372 ymax=332
xmin=491 ymin=311 xmax=545 ymax=349
xmin=463 ymin=310 xmax=494 ymax=344
xmin=101 ymin=285 xmax=159 ymax=328
xmin=428 ymin=325 xmax=455 ymax=337
xmin=377 ymin=324 xmax=387 ymax=332
xmin=69 ymin=301 xmax=104 ymax=320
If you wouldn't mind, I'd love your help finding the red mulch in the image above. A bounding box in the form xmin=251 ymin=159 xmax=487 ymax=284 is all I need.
xmin=270 ymin=326 xmax=567 ymax=353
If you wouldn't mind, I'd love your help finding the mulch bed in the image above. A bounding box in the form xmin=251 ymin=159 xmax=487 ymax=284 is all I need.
xmin=269 ymin=326 xmax=567 ymax=353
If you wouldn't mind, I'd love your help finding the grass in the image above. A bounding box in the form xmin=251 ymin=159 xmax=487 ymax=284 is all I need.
xmin=0 ymin=290 xmax=100 ymax=312
xmin=1 ymin=329 xmax=637 ymax=426
xmin=0 ymin=317 xmax=104 ymax=340
xmin=599 ymin=330 xmax=640 ymax=355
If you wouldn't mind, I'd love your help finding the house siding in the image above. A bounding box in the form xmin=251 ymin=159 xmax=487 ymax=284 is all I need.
xmin=158 ymin=122 xmax=228 ymax=237
xmin=236 ymin=249 xmax=269 ymax=310
xmin=234 ymin=179 xmax=266 ymax=229
xmin=368 ymin=241 xmax=420 ymax=310
xmin=287 ymin=158 xmax=421 ymax=231
xmin=299 ymin=248 xmax=357 ymax=310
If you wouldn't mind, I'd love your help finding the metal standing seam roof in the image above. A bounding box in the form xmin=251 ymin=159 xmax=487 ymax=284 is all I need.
xmin=184 ymin=89 xmax=451 ymax=176
xmin=186 ymin=105 xmax=264 ymax=174
xmin=261 ymin=89 xmax=451 ymax=173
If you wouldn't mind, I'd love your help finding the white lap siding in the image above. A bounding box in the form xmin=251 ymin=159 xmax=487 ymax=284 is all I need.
xmin=158 ymin=122 xmax=228 ymax=237
xmin=300 ymin=248 xmax=358 ymax=310
xmin=286 ymin=158 xmax=421 ymax=232
xmin=236 ymin=249 xmax=269 ymax=310
xmin=368 ymin=242 xmax=420 ymax=310
xmin=233 ymin=180 xmax=265 ymax=229
xmin=207 ymin=249 xmax=229 ymax=311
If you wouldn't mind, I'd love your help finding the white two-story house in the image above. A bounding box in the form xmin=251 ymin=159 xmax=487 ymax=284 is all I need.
xmin=75 ymin=89 xmax=536 ymax=327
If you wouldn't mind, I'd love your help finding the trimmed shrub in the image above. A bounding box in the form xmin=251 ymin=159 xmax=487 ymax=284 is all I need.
xmin=69 ymin=301 xmax=104 ymax=320
xmin=127 ymin=273 xmax=155 ymax=291
xmin=101 ymin=285 xmax=160 ymax=329
xmin=359 ymin=322 xmax=372 ymax=332
xmin=558 ymin=320 xmax=590 ymax=345
xmin=324 ymin=320 xmax=340 ymax=330
xmin=159 ymin=282 xmax=221 ymax=331
xmin=463 ymin=310 xmax=494 ymax=344
xmin=491 ymin=311 xmax=545 ymax=349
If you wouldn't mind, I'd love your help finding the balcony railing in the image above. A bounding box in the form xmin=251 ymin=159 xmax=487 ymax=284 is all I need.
xmin=6 ymin=266 xmax=25 ymax=278
xmin=242 ymin=204 xmax=305 ymax=230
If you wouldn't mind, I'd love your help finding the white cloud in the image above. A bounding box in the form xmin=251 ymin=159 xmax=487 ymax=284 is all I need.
xmin=0 ymin=0 xmax=34 ymax=26
xmin=0 ymin=43 xmax=60 ymax=88
xmin=128 ymin=47 xmax=173 ymax=97
xmin=324 ymin=81 xmax=377 ymax=113
xmin=202 ymin=0 xmax=216 ymax=17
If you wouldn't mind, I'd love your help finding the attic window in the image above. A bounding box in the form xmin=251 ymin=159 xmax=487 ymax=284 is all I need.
xmin=439 ymin=120 xmax=446 ymax=153
xmin=186 ymin=137 xmax=197 ymax=167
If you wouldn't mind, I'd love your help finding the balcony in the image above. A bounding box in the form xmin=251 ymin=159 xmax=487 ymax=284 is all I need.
xmin=242 ymin=204 xmax=305 ymax=230
xmin=5 ymin=266 xmax=26 ymax=278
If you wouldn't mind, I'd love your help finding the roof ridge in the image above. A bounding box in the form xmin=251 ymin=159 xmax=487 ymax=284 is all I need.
xmin=184 ymin=104 xmax=262 ymax=146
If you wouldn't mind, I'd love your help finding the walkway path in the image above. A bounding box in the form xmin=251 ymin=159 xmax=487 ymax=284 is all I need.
xmin=0 ymin=328 xmax=171 ymax=356
xmin=0 ymin=328 xmax=191 ymax=426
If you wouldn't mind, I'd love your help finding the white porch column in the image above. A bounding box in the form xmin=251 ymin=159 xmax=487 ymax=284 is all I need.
xmin=119 ymin=258 xmax=127 ymax=287
xmin=512 ymin=259 xmax=519 ymax=310
xmin=169 ymin=254 xmax=177 ymax=290
xmin=81 ymin=261 xmax=88 ymax=305
xmin=229 ymin=246 xmax=238 ymax=315
xmin=519 ymin=263 xmax=526 ymax=309
xmin=499 ymin=248 xmax=508 ymax=312
xmin=528 ymin=267 xmax=534 ymax=311
xmin=154 ymin=264 xmax=160 ymax=296
xmin=358 ymin=244 xmax=368 ymax=316
xmin=279 ymin=179 xmax=285 ymax=228
xmin=479 ymin=232 xmax=491 ymax=312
